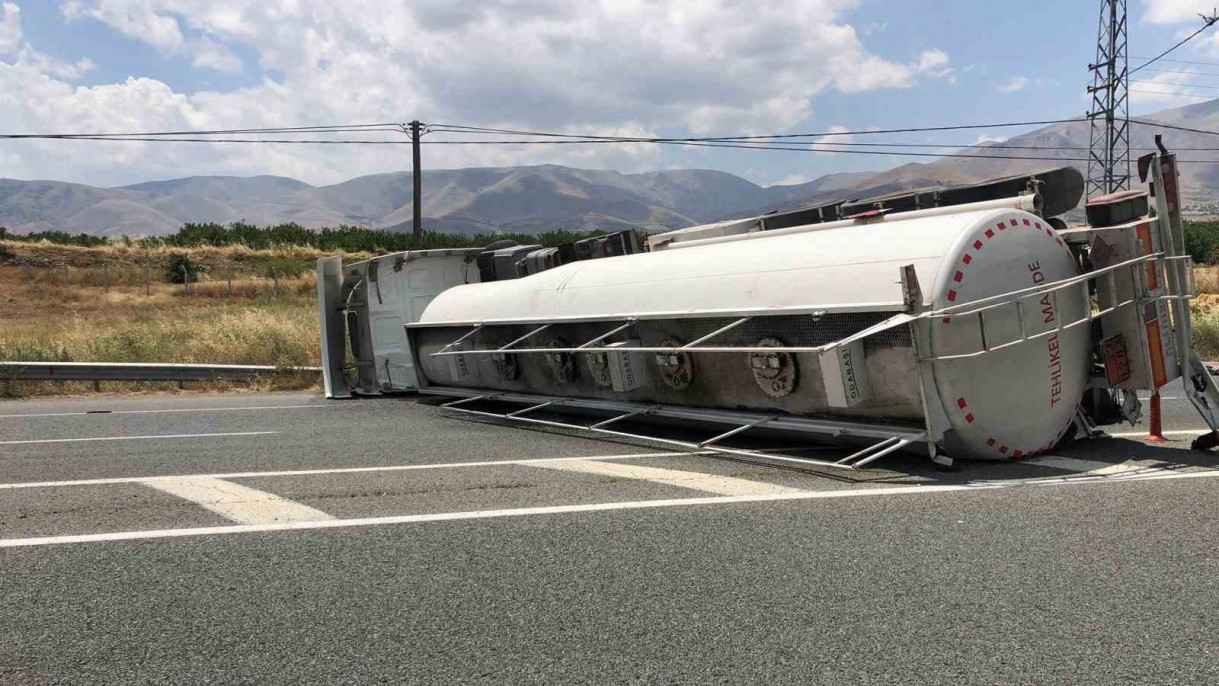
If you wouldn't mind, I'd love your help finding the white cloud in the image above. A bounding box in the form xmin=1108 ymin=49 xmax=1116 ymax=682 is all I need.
xmin=1142 ymin=0 xmax=1218 ymax=24
xmin=62 ymin=0 xmax=184 ymax=51
xmin=6 ymin=0 xmax=954 ymax=185
xmin=998 ymin=76 xmax=1030 ymax=93
xmin=774 ymin=173 xmax=808 ymax=186
xmin=916 ymin=49 xmax=950 ymax=75
xmin=189 ymin=36 xmax=241 ymax=74
xmin=0 ymin=2 xmax=21 ymax=55
xmin=1129 ymin=67 xmax=1207 ymax=105
xmin=0 ymin=3 xmax=93 ymax=79
xmin=975 ymin=134 xmax=1006 ymax=144
xmin=810 ymin=124 xmax=854 ymax=149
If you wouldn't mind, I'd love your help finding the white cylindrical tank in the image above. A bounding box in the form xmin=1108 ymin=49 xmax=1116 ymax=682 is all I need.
xmin=413 ymin=206 xmax=1089 ymax=459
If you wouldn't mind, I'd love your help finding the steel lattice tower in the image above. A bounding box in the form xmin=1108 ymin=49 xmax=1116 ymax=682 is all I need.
xmin=1086 ymin=0 xmax=1131 ymax=199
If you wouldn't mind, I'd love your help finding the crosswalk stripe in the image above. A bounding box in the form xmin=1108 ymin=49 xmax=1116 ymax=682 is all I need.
xmin=529 ymin=459 xmax=804 ymax=496
xmin=140 ymin=476 xmax=334 ymax=525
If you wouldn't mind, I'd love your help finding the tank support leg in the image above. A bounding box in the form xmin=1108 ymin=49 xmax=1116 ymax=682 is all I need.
xmin=901 ymin=264 xmax=954 ymax=464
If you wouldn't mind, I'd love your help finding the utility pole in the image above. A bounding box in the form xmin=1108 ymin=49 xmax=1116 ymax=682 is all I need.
xmin=410 ymin=120 xmax=423 ymax=249
xmin=1086 ymin=0 xmax=1130 ymax=199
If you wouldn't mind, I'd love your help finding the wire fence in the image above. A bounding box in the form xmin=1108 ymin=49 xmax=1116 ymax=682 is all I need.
xmin=0 ymin=262 xmax=316 ymax=300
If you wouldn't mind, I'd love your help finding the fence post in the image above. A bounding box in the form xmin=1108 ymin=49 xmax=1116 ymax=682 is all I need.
xmin=273 ymin=269 xmax=280 ymax=298
xmin=103 ymin=265 xmax=110 ymax=292
xmin=145 ymin=263 xmax=151 ymax=296
xmin=64 ymin=265 xmax=70 ymax=284
xmin=227 ymin=265 xmax=233 ymax=296
xmin=182 ymin=264 xmax=189 ymax=295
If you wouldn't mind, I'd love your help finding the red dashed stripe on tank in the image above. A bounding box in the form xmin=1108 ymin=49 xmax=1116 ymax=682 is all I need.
xmin=953 ymin=394 xmax=1076 ymax=459
xmin=942 ymin=214 xmax=1073 ymax=325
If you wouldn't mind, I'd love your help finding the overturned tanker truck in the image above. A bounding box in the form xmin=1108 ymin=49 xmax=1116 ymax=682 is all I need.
xmin=317 ymin=144 xmax=1219 ymax=469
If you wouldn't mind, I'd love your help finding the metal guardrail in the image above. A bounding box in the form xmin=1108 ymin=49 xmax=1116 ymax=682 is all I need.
xmin=0 ymin=361 xmax=320 ymax=383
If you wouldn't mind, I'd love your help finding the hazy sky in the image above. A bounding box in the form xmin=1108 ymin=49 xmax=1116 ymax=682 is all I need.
xmin=0 ymin=0 xmax=1215 ymax=188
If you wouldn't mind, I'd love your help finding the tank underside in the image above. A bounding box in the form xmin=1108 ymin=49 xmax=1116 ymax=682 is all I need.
xmin=413 ymin=311 xmax=926 ymax=425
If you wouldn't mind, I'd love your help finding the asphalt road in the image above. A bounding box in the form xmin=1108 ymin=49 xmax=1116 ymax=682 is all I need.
xmin=2 ymin=391 xmax=1218 ymax=684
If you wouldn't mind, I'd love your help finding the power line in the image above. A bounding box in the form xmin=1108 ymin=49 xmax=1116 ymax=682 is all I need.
xmin=1131 ymin=117 xmax=1219 ymax=136
xmin=424 ymin=138 xmax=1219 ymax=152
xmin=1132 ymin=79 xmax=1219 ymax=89
xmin=428 ymin=118 xmax=1093 ymax=143
xmin=1130 ymin=88 xmax=1217 ymax=98
xmin=0 ymin=123 xmax=406 ymax=140
xmin=4 ymin=117 xmax=1098 ymax=148
xmin=1130 ymin=56 xmax=1219 ymax=66
xmin=11 ymin=117 xmax=1219 ymax=163
xmin=0 ymin=135 xmax=412 ymax=144
xmin=0 ymin=130 xmax=1097 ymax=161
xmin=26 ymin=131 xmax=1219 ymax=154
xmin=1139 ymin=66 xmax=1219 ymax=77
xmin=1129 ymin=11 xmax=1219 ymax=76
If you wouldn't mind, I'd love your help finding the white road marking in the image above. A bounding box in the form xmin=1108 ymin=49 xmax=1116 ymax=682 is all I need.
xmin=1106 ymin=429 xmax=1211 ymax=438
xmin=0 ymin=404 xmax=329 ymax=420
xmin=1023 ymin=455 xmax=1160 ymax=477
xmin=140 ymin=476 xmax=334 ymax=525
xmin=0 ymin=431 xmax=279 ymax=446
xmin=530 ymin=459 xmax=802 ymax=496
xmin=3 ymin=465 xmax=1218 ymax=549
xmin=1024 ymin=456 xmax=1119 ymax=472
xmin=0 ymin=451 xmax=704 ymax=490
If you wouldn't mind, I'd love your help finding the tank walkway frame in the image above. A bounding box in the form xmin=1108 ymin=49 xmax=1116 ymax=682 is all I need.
xmin=425 ymin=386 xmax=928 ymax=471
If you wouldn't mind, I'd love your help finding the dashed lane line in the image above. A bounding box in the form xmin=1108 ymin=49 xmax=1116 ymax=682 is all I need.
xmin=529 ymin=458 xmax=802 ymax=496
xmin=3 ymin=466 xmax=1219 ymax=549
xmin=140 ymin=476 xmax=335 ymax=525
xmin=0 ymin=431 xmax=279 ymax=446
xmin=0 ymin=404 xmax=330 ymax=420
xmin=0 ymin=451 xmax=704 ymax=490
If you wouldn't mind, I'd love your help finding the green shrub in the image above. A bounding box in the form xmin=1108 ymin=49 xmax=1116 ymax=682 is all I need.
xmin=166 ymin=253 xmax=203 ymax=283
xmin=1184 ymin=221 xmax=1219 ymax=263
xmin=1192 ymin=306 xmax=1219 ymax=360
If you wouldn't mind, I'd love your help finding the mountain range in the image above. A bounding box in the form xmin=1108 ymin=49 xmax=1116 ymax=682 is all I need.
xmin=5 ymin=98 xmax=1219 ymax=238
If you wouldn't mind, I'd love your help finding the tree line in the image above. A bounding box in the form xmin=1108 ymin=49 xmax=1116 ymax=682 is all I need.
xmin=17 ymin=219 xmax=1219 ymax=261
xmin=0 ymin=223 xmax=611 ymax=253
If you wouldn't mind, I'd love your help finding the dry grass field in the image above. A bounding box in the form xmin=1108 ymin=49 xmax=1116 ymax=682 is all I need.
xmin=0 ymin=240 xmax=374 ymax=398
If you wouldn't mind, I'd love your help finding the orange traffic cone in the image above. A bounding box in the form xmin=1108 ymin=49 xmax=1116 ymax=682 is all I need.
xmin=1147 ymin=390 xmax=1167 ymax=442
